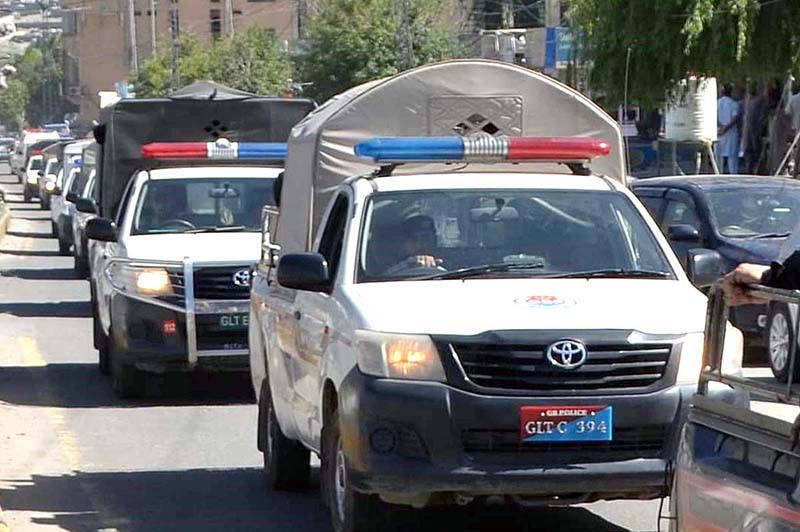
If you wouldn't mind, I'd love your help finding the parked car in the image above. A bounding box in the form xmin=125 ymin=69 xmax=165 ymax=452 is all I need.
xmin=631 ymin=175 xmax=800 ymax=354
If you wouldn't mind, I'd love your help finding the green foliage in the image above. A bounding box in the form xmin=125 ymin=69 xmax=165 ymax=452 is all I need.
xmin=133 ymin=28 xmax=292 ymax=98
xmin=298 ymin=0 xmax=464 ymax=102
xmin=0 ymin=80 xmax=29 ymax=130
xmin=569 ymin=0 xmax=800 ymax=106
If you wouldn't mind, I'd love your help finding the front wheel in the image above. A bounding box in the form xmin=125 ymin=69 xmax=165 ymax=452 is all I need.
xmin=260 ymin=380 xmax=310 ymax=490
xmin=768 ymin=304 xmax=798 ymax=383
xmin=324 ymin=407 xmax=387 ymax=532
xmin=23 ymin=189 xmax=31 ymax=202
xmin=109 ymin=331 xmax=138 ymax=398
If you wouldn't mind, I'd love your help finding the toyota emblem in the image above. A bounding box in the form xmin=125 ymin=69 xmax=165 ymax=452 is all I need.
xmin=546 ymin=340 xmax=588 ymax=370
xmin=232 ymin=269 xmax=251 ymax=288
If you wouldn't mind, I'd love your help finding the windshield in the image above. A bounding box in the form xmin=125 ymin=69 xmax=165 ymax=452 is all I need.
xmin=29 ymin=157 xmax=43 ymax=170
xmin=706 ymin=186 xmax=800 ymax=238
xmin=358 ymin=189 xmax=674 ymax=282
xmin=132 ymin=178 xmax=275 ymax=234
xmin=45 ymin=159 xmax=59 ymax=175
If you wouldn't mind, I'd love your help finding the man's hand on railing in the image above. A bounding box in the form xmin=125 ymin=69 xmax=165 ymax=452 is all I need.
xmin=722 ymin=263 xmax=771 ymax=306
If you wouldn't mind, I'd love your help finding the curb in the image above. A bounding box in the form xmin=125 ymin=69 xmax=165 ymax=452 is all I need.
xmin=0 ymin=500 xmax=10 ymax=532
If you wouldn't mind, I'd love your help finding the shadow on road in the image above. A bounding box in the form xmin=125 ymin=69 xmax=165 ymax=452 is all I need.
xmin=0 ymin=362 xmax=255 ymax=408
xmin=5 ymin=230 xmax=54 ymax=239
xmin=1 ymin=267 xmax=79 ymax=280
xmin=0 ymin=249 xmax=63 ymax=257
xmin=0 ymin=301 xmax=91 ymax=318
xmin=0 ymin=469 xmax=628 ymax=532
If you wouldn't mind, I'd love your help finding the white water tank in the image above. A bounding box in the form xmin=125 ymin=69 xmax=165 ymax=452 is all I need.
xmin=664 ymin=77 xmax=718 ymax=142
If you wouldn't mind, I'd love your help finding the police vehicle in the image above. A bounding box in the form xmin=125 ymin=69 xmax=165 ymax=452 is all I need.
xmin=248 ymin=60 xmax=747 ymax=532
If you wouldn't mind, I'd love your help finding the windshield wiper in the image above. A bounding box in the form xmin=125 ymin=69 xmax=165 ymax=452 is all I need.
xmin=550 ymin=268 xmax=671 ymax=279
xmin=184 ymin=225 xmax=247 ymax=234
xmin=411 ymin=261 xmax=547 ymax=280
xmin=747 ymin=232 xmax=791 ymax=239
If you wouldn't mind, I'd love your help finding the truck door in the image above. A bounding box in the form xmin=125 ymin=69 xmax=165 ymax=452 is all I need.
xmin=292 ymin=192 xmax=350 ymax=446
xmin=674 ymin=285 xmax=800 ymax=532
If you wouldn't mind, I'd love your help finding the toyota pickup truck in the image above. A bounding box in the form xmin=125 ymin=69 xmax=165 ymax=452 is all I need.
xmin=248 ymin=60 xmax=747 ymax=532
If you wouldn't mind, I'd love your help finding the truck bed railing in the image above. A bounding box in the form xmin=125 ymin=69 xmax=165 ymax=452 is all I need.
xmin=701 ymin=282 xmax=800 ymax=406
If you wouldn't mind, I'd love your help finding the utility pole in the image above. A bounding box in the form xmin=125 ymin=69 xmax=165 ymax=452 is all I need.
xmin=127 ymin=0 xmax=139 ymax=75
xmin=395 ymin=0 xmax=414 ymax=71
xmin=225 ymin=0 xmax=235 ymax=37
xmin=545 ymin=0 xmax=561 ymax=27
xmin=501 ymin=0 xmax=514 ymax=29
xmin=169 ymin=0 xmax=179 ymax=91
xmin=150 ymin=0 xmax=157 ymax=57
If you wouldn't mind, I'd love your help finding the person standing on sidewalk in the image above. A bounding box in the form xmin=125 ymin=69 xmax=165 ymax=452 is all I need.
xmin=716 ymin=83 xmax=741 ymax=174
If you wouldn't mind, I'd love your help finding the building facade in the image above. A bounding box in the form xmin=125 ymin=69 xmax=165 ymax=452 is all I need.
xmin=62 ymin=0 xmax=294 ymax=128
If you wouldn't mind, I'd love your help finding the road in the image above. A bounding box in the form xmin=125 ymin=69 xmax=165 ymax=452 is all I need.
xmin=0 ymin=165 xmax=667 ymax=532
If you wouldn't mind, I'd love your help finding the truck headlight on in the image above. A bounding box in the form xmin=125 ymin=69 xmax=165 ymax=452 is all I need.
xmin=356 ymin=330 xmax=446 ymax=382
xmin=135 ymin=268 xmax=173 ymax=295
xmin=677 ymin=326 xmax=743 ymax=384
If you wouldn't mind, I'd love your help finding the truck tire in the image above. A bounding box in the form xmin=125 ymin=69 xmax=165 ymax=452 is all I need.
xmin=324 ymin=406 xmax=386 ymax=532
xmin=23 ymin=188 xmax=31 ymax=202
xmin=74 ymin=253 xmax=89 ymax=278
xmin=768 ymin=304 xmax=799 ymax=383
xmin=95 ymin=316 xmax=110 ymax=375
xmin=50 ymin=221 xmax=57 ymax=236
xmin=259 ymin=380 xmax=310 ymax=490
xmin=109 ymin=331 xmax=138 ymax=398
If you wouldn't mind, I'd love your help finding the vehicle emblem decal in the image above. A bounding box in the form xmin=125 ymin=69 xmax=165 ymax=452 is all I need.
xmin=232 ymin=269 xmax=251 ymax=288
xmin=546 ymin=340 xmax=588 ymax=370
xmin=515 ymin=295 xmax=576 ymax=308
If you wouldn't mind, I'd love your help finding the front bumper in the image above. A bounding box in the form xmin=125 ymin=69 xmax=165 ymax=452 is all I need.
xmin=339 ymin=371 xmax=745 ymax=506
xmin=107 ymin=258 xmax=254 ymax=373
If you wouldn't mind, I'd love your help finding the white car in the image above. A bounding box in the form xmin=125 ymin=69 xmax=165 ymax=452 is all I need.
xmin=51 ymin=140 xmax=92 ymax=253
xmin=11 ymin=129 xmax=60 ymax=180
xmin=38 ymin=156 xmax=59 ymax=210
xmin=22 ymin=154 xmax=43 ymax=202
xmin=88 ymin=164 xmax=282 ymax=397
xmin=71 ymin=169 xmax=97 ymax=277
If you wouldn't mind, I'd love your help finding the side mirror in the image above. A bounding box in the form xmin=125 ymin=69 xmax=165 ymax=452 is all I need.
xmin=686 ymin=249 xmax=725 ymax=288
xmin=65 ymin=191 xmax=78 ymax=203
xmin=86 ymin=217 xmax=117 ymax=242
xmin=75 ymin=197 xmax=98 ymax=214
xmin=277 ymin=253 xmax=330 ymax=292
xmin=37 ymin=170 xmax=44 ymax=177
xmin=667 ymin=224 xmax=701 ymax=243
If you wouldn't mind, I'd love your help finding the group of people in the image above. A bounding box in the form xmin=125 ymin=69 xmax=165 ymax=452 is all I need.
xmin=715 ymin=79 xmax=800 ymax=176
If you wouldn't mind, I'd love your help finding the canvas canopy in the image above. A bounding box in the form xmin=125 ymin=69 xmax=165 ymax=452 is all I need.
xmin=277 ymin=59 xmax=626 ymax=254
xmin=94 ymin=80 xmax=315 ymax=218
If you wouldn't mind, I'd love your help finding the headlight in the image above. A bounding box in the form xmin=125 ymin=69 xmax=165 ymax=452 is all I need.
xmin=356 ymin=330 xmax=446 ymax=381
xmin=135 ymin=268 xmax=173 ymax=295
xmin=677 ymin=326 xmax=743 ymax=384
xmin=44 ymin=180 xmax=56 ymax=193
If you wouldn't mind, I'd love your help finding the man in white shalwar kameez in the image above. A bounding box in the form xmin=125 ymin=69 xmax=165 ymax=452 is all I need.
xmin=715 ymin=84 xmax=740 ymax=174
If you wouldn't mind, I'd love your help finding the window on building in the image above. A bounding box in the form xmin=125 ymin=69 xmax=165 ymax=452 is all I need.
xmin=62 ymin=10 xmax=78 ymax=34
xmin=210 ymin=9 xmax=222 ymax=38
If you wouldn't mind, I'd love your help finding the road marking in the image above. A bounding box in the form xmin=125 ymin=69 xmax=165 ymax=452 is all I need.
xmin=16 ymin=336 xmax=82 ymax=471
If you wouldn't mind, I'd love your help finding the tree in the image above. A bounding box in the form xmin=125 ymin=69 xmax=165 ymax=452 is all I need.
xmin=0 ymin=79 xmax=29 ymax=130
xmin=569 ymin=0 xmax=800 ymax=106
xmin=133 ymin=28 xmax=292 ymax=98
xmin=298 ymin=0 xmax=464 ymax=102
xmin=15 ymin=34 xmax=64 ymax=125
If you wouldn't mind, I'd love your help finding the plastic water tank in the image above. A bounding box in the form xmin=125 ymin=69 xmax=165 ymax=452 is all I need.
xmin=664 ymin=77 xmax=718 ymax=142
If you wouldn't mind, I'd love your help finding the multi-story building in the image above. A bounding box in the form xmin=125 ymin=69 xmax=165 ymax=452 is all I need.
xmin=62 ymin=0 xmax=295 ymax=128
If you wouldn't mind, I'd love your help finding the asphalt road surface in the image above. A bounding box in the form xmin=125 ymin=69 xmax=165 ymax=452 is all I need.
xmin=0 ymin=165 xmax=668 ymax=532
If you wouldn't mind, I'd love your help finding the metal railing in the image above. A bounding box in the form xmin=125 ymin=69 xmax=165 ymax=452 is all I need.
xmin=701 ymin=282 xmax=800 ymax=406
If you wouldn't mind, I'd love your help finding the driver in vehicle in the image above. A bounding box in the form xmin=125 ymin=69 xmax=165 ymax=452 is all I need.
xmin=384 ymin=215 xmax=443 ymax=274
xmin=139 ymin=185 xmax=190 ymax=231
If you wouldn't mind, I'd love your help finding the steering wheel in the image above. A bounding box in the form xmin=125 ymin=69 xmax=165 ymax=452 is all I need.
xmin=386 ymin=256 xmax=447 ymax=276
xmin=157 ymin=219 xmax=197 ymax=230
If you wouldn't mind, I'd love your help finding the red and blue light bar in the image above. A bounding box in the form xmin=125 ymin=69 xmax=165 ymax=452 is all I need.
xmin=354 ymin=136 xmax=611 ymax=163
xmin=141 ymin=138 xmax=287 ymax=160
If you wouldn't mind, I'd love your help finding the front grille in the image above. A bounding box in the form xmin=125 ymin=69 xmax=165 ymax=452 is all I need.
xmin=451 ymin=342 xmax=672 ymax=392
xmin=194 ymin=266 xmax=250 ymax=300
xmin=461 ymin=426 xmax=668 ymax=460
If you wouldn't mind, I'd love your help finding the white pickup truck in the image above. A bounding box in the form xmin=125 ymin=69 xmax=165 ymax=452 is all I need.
xmin=248 ymin=60 xmax=747 ymax=532
xmin=87 ymin=144 xmax=284 ymax=397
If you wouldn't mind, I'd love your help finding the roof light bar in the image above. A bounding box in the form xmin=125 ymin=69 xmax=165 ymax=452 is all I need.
xmin=354 ymin=136 xmax=612 ymax=163
xmin=141 ymin=138 xmax=287 ymax=161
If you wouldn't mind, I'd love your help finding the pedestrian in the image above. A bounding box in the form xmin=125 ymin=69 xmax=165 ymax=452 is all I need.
xmin=785 ymin=81 xmax=800 ymax=176
xmin=715 ymin=83 xmax=741 ymax=174
xmin=741 ymin=81 xmax=768 ymax=174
